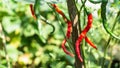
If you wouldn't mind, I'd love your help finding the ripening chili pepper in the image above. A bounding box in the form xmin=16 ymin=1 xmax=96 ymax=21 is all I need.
xmin=52 ymin=4 xmax=74 ymax=57
xmin=61 ymin=20 xmax=73 ymax=57
xmin=51 ymin=4 xmax=66 ymax=19
xmin=101 ymin=0 xmax=120 ymax=40
xmin=30 ymin=4 xmax=36 ymax=20
xmin=75 ymin=13 xmax=97 ymax=62
xmin=51 ymin=4 xmax=72 ymax=38
xmin=61 ymin=20 xmax=74 ymax=57
xmin=61 ymin=21 xmax=73 ymax=57
xmin=51 ymin=4 xmax=68 ymax=23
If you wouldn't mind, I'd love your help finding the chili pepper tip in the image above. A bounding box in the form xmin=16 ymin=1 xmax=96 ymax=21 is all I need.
xmin=62 ymin=40 xmax=74 ymax=57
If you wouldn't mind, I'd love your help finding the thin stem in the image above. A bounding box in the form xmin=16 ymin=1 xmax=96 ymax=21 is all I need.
xmin=108 ymin=43 xmax=114 ymax=68
xmin=102 ymin=37 xmax=112 ymax=68
xmin=40 ymin=16 xmax=55 ymax=34
xmin=79 ymin=0 xmax=87 ymax=67
xmin=79 ymin=0 xmax=87 ymax=15
xmin=78 ymin=0 xmax=87 ymax=32
xmin=101 ymin=10 xmax=120 ymax=68
xmin=47 ymin=3 xmax=67 ymax=39
xmin=82 ymin=5 xmax=87 ymax=68
xmin=81 ymin=40 xmax=86 ymax=68
xmin=0 ymin=24 xmax=10 ymax=68
xmin=34 ymin=0 xmax=41 ymax=19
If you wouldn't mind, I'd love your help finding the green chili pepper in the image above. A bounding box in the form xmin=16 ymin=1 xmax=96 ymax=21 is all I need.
xmin=89 ymin=0 xmax=102 ymax=4
xmin=101 ymin=0 xmax=120 ymax=40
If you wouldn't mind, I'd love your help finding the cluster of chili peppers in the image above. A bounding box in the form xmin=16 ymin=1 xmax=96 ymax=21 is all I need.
xmin=52 ymin=4 xmax=97 ymax=62
xmin=30 ymin=4 xmax=72 ymax=56
xmin=30 ymin=3 xmax=97 ymax=62
xmin=51 ymin=4 xmax=74 ymax=57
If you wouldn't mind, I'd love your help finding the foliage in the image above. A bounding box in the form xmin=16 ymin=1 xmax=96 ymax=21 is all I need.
xmin=0 ymin=0 xmax=120 ymax=68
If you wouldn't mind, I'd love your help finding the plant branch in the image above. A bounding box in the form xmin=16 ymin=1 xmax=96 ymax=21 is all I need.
xmin=66 ymin=0 xmax=83 ymax=68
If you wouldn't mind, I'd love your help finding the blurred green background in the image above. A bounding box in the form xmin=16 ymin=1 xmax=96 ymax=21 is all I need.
xmin=0 ymin=0 xmax=120 ymax=68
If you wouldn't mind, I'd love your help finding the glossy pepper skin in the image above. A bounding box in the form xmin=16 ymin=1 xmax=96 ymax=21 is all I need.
xmin=30 ymin=3 xmax=97 ymax=61
xmin=75 ymin=13 xmax=97 ymax=62
xmin=85 ymin=37 xmax=97 ymax=49
xmin=62 ymin=40 xmax=74 ymax=57
xmin=52 ymin=4 xmax=74 ymax=57
xmin=52 ymin=4 xmax=97 ymax=59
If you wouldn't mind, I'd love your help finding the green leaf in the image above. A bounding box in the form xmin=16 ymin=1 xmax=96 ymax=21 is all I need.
xmin=22 ymin=23 xmax=38 ymax=37
xmin=7 ymin=45 xmax=20 ymax=62
xmin=0 ymin=64 xmax=6 ymax=68
xmin=2 ymin=16 xmax=21 ymax=33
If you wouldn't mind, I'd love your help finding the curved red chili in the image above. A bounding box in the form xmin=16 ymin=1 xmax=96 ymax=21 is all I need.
xmin=61 ymin=20 xmax=73 ymax=57
xmin=76 ymin=35 xmax=84 ymax=62
xmin=30 ymin=4 xmax=36 ymax=20
xmin=75 ymin=13 xmax=97 ymax=62
xmin=52 ymin=4 xmax=74 ymax=57
xmin=85 ymin=37 xmax=97 ymax=49
xmin=62 ymin=40 xmax=74 ymax=57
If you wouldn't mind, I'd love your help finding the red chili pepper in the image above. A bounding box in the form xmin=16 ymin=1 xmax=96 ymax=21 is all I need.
xmin=51 ymin=4 xmax=72 ymax=38
xmin=66 ymin=21 xmax=72 ymax=39
xmin=52 ymin=4 xmax=74 ymax=57
xmin=83 ymin=13 xmax=97 ymax=49
xmin=62 ymin=40 xmax=74 ymax=57
xmin=75 ymin=35 xmax=84 ymax=62
xmin=75 ymin=13 xmax=97 ymax=62
xmin=30 ymin=4 xmax=36 ymax=20
xmin=51 ymin=4 xmax=66 ymax=19
xmin=85 ymin=37 xmax=97 ymax=49
xmin=61 ymin=20 xmax=73 ymax=57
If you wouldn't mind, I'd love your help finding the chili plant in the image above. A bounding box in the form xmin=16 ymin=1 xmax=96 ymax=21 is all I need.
xmin=1 ymin=0 xmax=120 ymax=68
